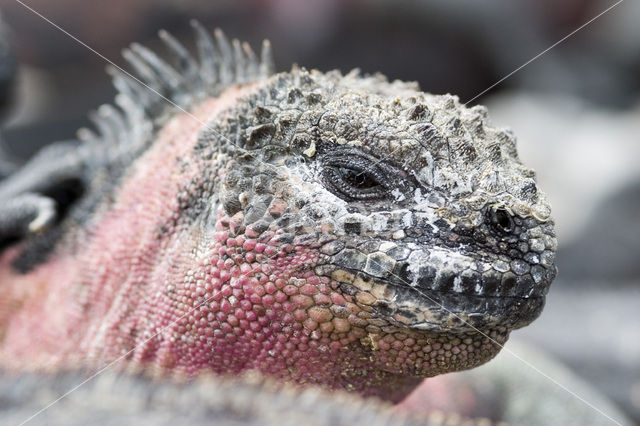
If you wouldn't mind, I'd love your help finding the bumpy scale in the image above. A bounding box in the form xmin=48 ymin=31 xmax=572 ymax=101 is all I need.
xmin=0 ymin=23 xmax=556 ymax=402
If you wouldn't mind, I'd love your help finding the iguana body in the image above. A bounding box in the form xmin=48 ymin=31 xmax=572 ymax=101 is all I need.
xmin=3 ymin=342 xmax=630 ymax=425
xmin=0 ymin=24 xmax=556 ymax=403
xmin=0 ymin=369 xmax=489 ymax=426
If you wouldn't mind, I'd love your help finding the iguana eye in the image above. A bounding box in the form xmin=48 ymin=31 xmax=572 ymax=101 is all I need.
xmin=339 ymin=168 xmax=379 ymax=189
xmin=320 ymin=157 xmax=389 ymax=201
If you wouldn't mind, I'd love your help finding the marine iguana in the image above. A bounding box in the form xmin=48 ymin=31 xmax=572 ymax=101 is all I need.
xmin=0 ymin=23 xmax=556 ymax=403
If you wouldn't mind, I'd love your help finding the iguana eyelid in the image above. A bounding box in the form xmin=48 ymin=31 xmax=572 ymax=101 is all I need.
xmin=318 ymin=152 xmax=398 ymax=201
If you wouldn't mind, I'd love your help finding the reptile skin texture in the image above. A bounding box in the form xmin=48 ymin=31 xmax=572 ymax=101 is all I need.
xmin=0 ymin=24 xmax=556 ymax=403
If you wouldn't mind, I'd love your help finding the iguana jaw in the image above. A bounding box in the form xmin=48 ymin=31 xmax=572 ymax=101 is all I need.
xmin=327 ymin=265 xmax=548 ymax=333
xmin=321 ymin=207 xmax=557 ymax=331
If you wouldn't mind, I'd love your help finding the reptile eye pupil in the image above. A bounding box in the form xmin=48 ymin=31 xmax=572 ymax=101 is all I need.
xmin=340 ymin=168 xmax=378 ymax=189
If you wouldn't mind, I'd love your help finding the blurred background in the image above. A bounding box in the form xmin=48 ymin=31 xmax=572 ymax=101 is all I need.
xmin=0 ymin=0 xmax=637 ymax=423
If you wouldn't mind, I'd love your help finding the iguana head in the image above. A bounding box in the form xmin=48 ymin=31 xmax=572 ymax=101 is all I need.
xmin=186 ymin=66 xmax=557 ymax=395
xmin=0 ymin=25 xmax=556 ymax=401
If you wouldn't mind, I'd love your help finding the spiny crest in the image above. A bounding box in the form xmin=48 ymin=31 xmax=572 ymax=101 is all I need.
xmin=78 ymin=21 xmax=275 ymax=146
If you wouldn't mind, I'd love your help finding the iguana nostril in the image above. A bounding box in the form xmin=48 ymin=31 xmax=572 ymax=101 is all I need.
xmin=490 ymin=207 xmax=515 ymax=234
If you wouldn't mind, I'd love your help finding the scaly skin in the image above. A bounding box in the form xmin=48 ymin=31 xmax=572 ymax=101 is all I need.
xmin=0 ymin=370 xmax=494 ymax=426
xmin=0 ymin=25 xmax=556 ymax=402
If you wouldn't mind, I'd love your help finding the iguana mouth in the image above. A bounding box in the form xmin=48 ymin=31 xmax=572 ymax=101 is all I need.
xmin=391 ymin=262 xmax=555 ymax=299
xmin=321 ymin=205 xmax=557 ymax=330
xmin=327 ymin=265 xmax=549 ymax=331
